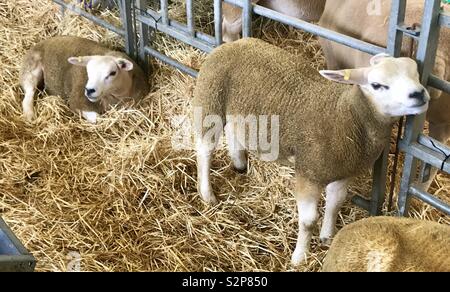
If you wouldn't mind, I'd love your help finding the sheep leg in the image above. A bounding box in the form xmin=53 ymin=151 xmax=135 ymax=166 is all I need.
xmin=20 ymin=65 xmax=43 ymax=122
xmin=319 ymin=179 xmax=349 ymax=244
xmin=69 ymin=93 xmax=100 ymax=124
xmin=418 ymin=123 xmax=450 ymax=190
xmin=291 ymin=175 xmax=320 ymax=266
xmin=195 ymin=127 xmax=222 ymax=205
xmin=225 ymin=122 xmax=248 ymax=173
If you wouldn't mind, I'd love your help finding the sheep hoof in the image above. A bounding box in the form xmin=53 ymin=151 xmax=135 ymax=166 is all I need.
xmin=200 ymin=190 xmax=218 ymax=205
xmin=233 ymin=166 xmax=248 ymax=174
xmin=203 ymin=195 xmax=218 ymax=205
xmin=320 ymin=237 xmax=333 ymax=245
xmin=23 ymin=110 xmax=34 ymax=122
xmin=291 ymin=248 xmax=308 ymax=266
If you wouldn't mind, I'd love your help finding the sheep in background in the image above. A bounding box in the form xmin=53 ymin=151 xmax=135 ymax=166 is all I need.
xmin=222 ymin=0 xmax=326 ymax=43
xmin=318 ymin=0 xmax=450 ymax=190
xmin=20 ymin=36 xmax=150 ymax=123
xmin=322 ymin=216 xmax=450 ymax=272
xmin=192 ymin=38 xmax=430 ymax=265
xmin=77 ymin=0 xmax=117 ymax=10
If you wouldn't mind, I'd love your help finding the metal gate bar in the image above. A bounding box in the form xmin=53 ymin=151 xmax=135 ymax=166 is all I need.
xmin=53 ymin=0 xmax=125 ymax=35
xmin=49 ymin=0 xmax=450 ymax=216
xmin=397 ymin=0 xmax=449 ymax=216
xmin=120 ymin=0 xmax=137 ymax=60
xmin=137 ymin=0 xmax=151 ymax=71
xmin=134 ymin=0 xmax=450 ymax=216
xmin=214 ymin=0 xmax=223 ymax=45
xmin=52 ymin=0 xmax=136 ymax=57
xmin=136 ymin=9 xmax=214 ymax=52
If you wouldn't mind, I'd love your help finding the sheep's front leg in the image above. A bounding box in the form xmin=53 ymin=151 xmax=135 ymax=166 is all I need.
xmin=225 ymin=122 xmax=248 ymax=173
xmin=291 ymin=175 xmax=320 ymax=266
xmin=69 ymin=93 xmax=100 ymax=124
xmin=319 ymin=179 xmax=349 ymax=244
xmin=81 ymin=111 xmax=99 ymax=124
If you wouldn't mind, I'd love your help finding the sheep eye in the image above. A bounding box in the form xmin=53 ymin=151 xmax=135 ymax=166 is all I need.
xmin=105 ymin=71 xmax=116 ymax=80
xmin=371 ymin=83 xmax=389 ymax=90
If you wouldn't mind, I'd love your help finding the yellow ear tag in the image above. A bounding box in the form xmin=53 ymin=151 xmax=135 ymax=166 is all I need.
xmin=344 ymin=70 xmax=351 ymax=81
xmin=78 ymin=57 xmax=83 ymax=63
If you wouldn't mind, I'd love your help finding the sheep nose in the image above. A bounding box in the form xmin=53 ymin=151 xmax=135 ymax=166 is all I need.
xmin=85 ymin=88 xmax=96 ymax=96
xmin=409 ymin=89 xmax=426 ymax=102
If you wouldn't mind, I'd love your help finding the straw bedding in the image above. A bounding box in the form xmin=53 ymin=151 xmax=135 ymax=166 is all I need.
xmin=0 ymin=0 xmax=448 ymax=272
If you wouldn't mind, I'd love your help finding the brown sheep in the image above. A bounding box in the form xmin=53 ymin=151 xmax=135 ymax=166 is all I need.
xmin=322 ymin=216 xmax=450 ymax=272
xmin=20 ymin=36 xmax=150 ymax=123
xmin=318 ymin=0 xmax=450 ymax=190
xmin=222 ymin=0 xmax=326 ymax=42
xmin=192 ymin=38 xmax=430 ymax=265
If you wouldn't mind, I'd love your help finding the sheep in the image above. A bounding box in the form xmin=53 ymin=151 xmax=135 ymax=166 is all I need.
xmin=322 ymin=216 xmax=450 ymax=272
xmin=222 ymin=0 xmax=326 ymax=43
xmin=75 ymin=0 xmax=117 ymax=10
xmin=20 ymin=36 xmax=149 ymax=123
xmin=192 ymin=38 xmax=430 ymax=266
xmin=318 ymin=0 xmax=450 ymax=190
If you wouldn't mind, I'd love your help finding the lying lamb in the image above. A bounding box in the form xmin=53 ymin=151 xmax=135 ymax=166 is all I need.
xmin=322 ymin=216 xmax=450 ymax=272
xmin=20 ymin=36 xmax=149 ymax=123
xmin=192 ymin=38 xmax=430 ymax=265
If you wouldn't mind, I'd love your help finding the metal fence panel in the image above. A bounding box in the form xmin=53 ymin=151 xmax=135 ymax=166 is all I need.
xmin=49 ymin=0 xmax=450 ymax=216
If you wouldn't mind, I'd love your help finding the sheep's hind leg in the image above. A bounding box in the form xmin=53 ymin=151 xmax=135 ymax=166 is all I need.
xmin=195 ymin=126 xmax=222 ymax=205
xmin=20 ymin=64 xmax=43 ymax=122
xmin=291 ymin=175 xmax=320 ymax=266
xmin=319 ymin=179 xmax=349 ymax=244
xmin=418 ymin=123 xmax=450 ymax=191
xmin=225 ymin=122 xmax=248 ymax=173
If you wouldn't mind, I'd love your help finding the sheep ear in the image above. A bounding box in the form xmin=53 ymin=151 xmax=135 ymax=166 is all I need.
xmin=319 ymin=68 xmax=368 ymax=85
xmin=68 ymin=56 xmax=91 ymax=66
xmin=370 ymin=53 xmax=391 ymax=66
xmin=116 ymin=58 xmax=133 ymax=71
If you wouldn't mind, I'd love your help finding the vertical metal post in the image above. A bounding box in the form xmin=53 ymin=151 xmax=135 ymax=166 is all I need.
xmin=214 ymin=0 xmax=223 ymax=45
xmin=387 ymin=0 xmax=407 ymax=56
xmin=368 ymin=148 xmax=389 ymax=215
xmin=186 ymin=0 xmax=195 ymax=36
xmin=366 ymin=0 xmax=407 ymax=216
xmin=60 ymin=4 xmax=66 ymax=16
xmin=242 ymin=0 xmax=252 ymax=38
xmin=120 ymin=0 xmax=137 ymax=60
xmin=137 ymin=0 xmax=151 ymax=72
xmin=397 ymin=0 xmax=442 ymax=216
xmin=161 ymin=0 xmax=169 ymax=25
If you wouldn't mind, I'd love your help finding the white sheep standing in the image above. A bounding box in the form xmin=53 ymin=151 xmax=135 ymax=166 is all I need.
xmin=20 ymin=36 xmax=149 ymax=123
xmin=192 ymin=38 xmax=430 ymax=266
xmin=318 ymin=0 xmax=450 ymax=190
xmin=322 ymin=216 xmax=450 ymax=272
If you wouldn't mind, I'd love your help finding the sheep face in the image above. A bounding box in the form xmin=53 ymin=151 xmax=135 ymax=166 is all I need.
xmin=364 ymin=55 xmax=430 ymax=117
xmin=320 ymin=53 xmax=430 ymax=118
xmin=68 ymin=55 xmax=133 ymax=103
xmin=222 ymin=17 xmax=243 ymax=43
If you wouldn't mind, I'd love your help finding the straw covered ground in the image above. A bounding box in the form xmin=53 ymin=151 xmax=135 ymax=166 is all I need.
xmin=0 ymin=0 xmax=448 ymax=272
